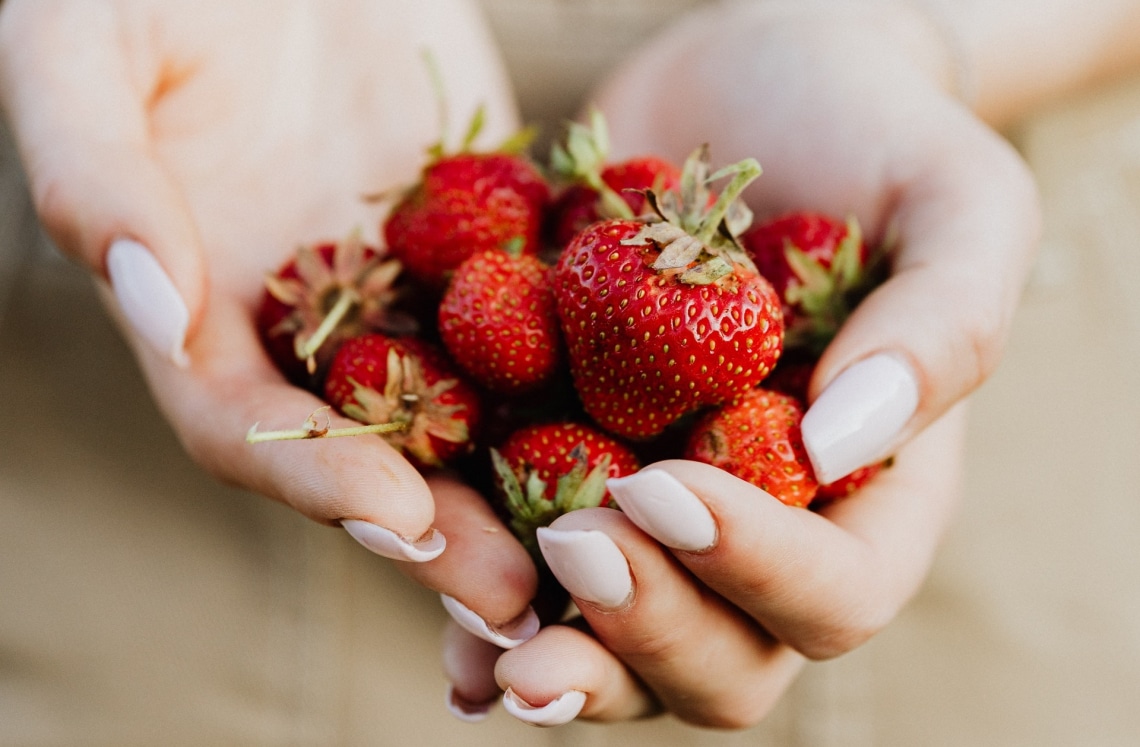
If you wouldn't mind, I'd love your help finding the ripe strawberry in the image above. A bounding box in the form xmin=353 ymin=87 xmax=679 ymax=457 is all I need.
xmin=437 ymin=247 xmax=562 ymax=393
xmin=815 ymin=459 xmax=888 ymax=502
xmin=323 ymin=334 xmax=481 ymax=468
xmin=685 ymin=387 xmax=818 ymax=508
xmin=491 ymin=421 xmax=640 ymax=552
xmin=257 ymin=235 xmax=414 ymax=388
xmin=383 ymin=108 xmax=550 ymax=291
xmin=553 ymin=147 xmax=784 ymax=440
xmin=547 ymin=110 xmax=682 ymax=248
xmin=742 ymin=212 xmax=886 ymax=355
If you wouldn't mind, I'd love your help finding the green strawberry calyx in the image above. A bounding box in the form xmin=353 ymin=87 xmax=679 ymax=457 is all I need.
xmin=422 ymin=50 xmax=536 ymax=160
xmin=491 ymin=443 xmax=614 ymax=557
xmin=341 ymin=347 xmax=470 ymax=467
xmin=783 ymin=216 xmax=890 ymax=354
xmin=549 ymin=108 xmax=637 ymax=221
xmin=622 ymin=146 xmax=762 ymax=286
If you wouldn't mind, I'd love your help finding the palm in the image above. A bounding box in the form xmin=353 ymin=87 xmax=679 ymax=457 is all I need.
xmin=137 ymin=0 xmax=517 ymax=305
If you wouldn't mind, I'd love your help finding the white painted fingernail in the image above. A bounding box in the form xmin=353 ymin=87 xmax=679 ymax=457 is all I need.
xmin=502 ymin=688 xmax=586 ymax=727
xmin=536 ymin=527 xmax=632 ymax=610
xmin=801 ymin=353 xmax=919 ymax=484
xmin=441 ymin=595 xmax=540 ymax=649
xmin=446 ymin=685 xmax=495 ymax=722
xmin=607 ymin=470 xmax=717 ymax=552
xmin=341 ymin=519 xmax=446 ymax=562
xmin=106 ymin=238 xmax=189 ymax=367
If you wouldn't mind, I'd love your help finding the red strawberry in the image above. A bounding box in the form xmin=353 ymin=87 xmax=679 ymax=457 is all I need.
xmin=257 ymin=235 xmax=414 ymax=388
xmin=553 ymin=147 xmax=784 ymax=440
xmin=437 ymin=247 xmax=562 ymax=393
xmin=742 ymin=212 xmax=886 ymax=355
xmin=685 ymin=387 xmax=818 ymax=508
xmin=491 ymin=421 xmax=640 ymax=552
xmin=547 ymin=110 xmax=682 ymax=248
xmin=383 ymin=108 xmax=550 ymax=291
xmin=323 ymin=334 xmax=481 ymax=468
xmin=815 ymin=460 xmax=888 ymax=502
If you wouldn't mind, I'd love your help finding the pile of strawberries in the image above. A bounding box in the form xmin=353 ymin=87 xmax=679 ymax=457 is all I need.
xmin=253 ymin=110 xmax=887 ymax=552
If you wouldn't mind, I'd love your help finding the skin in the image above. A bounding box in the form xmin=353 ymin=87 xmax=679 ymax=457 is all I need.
xmin=5 ymin=0 xmax=1131 ymax=730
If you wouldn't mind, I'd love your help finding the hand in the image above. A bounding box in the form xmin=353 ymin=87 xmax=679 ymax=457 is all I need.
xmin=448 ymin=407 xmax=964 ymax=727
xmin=447 ymin=1 xmax=1040 ymax=727
xmin=0 ymin=0 xmax=523 ymax=559
xmin=596 ymin=1 xmax=1040 ymax=478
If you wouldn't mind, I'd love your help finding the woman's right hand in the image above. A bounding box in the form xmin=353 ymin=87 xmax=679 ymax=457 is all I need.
xmin=0 ymin=0 xmax=544 ymax=631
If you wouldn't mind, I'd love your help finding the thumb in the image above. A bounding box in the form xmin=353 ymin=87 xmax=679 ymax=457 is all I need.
xmin=801 ymin=129 xmax=1041 ymax=483
xmin=0 ymin=2 xmax=205 ymax=366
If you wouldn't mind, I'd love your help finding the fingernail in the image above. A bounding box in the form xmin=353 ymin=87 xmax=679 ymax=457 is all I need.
xmin=535 ymin=527 xmax=632 ymax=610
xmin=105 ymin=238 xmax=189 ymax=367
xmin=341 ymin=519 xmax=446 ymax=562
xmin=801 ymin=353 xmax=919 ymax=484
xmin=502 ymin=688 xmax=586 ymax=727
xmin=607 ymin=470 xmax=717 ymax=552
xmin=446 ymin=685 xmax=495 ymax=723
xmin=441 ymin=595 xmax=540 ymax=649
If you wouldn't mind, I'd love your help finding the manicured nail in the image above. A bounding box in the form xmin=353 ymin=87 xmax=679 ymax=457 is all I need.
xmin=341 ymin=519 xmax=445 ymax=562
xmin=502 ymin=688 xmax=586 ymax=727
xmin=105 ymin=238 xmax=189 ymax=367
xmin=446 ymin=685 xmax=495 ymax=723
xmin=535 ymin=527 xmax=632 ymax=610
xmin=607 ymin=470 xmax=717 ymax=552
xmin=441 ymin=595 xmax=540 ymax=649
xmin=801 ymin=353 xmax=919 ymax=484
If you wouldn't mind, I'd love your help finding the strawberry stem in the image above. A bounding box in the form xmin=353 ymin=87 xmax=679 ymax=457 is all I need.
xmin=246 ymin=407 xmax=406 ymax=443
xmin=552 ymin=109 xmax=636 ymax=221
xmin=694 ymin=158 xmax=762 ymax=245
xmin=297 ymin=287 xmax=359 ymax=373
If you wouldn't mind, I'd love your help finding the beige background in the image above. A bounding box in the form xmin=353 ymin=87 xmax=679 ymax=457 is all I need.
xmin=3 ymin=2 xmax=1140 ymax=744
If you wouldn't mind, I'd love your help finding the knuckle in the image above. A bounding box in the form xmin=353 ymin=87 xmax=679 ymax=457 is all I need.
xmin=795 ymin=605 xmax=891 ymax=661
xmin=615 ymin=621 xmax=691 ymax=662
xmin=677 ymin=677 xmax=784 ymax=730
xmin=30 ymin=174 xmax=73 ymax=242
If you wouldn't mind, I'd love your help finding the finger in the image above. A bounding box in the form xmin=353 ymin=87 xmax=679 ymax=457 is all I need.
xmin=402 ymin=474 xmax=543 ymax=650
xmin=136 ymin=294 xmax=443 ymax=561
xmin=441 ymin=621 xmax=503 ymax=722
xmin=607 ymin=404 xmax=967 ymax=659
xmin=0 ymin=2 xmax=205 ymax=365
xmin=802 ymin=119 xmax=1040 ymax=482
xmin=533 ymin=508 xmax=805 ymax=728
xmin=495 ymin=624 xmax=660 ymax=726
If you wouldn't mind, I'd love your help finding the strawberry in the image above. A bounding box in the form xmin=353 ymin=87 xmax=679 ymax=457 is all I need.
xmin=256 ymin=234 xmax=414 ymax=388
xmin=742 ymin=212 xmax=886 ymax=355
xmin=323 ymin=333 xmax=481 ymax=468
xmin=437 ymin=247 xmax=562 ymax=393
xmin=685 ymin=387 xmax=818 ymax=508
xmin=547 ymin=109 xmax=682 ymax=248
xmin=491 ymin=421 xmax=640 ymax=552
xmin=815 ymin=459 xmax=888 ymax=502
xmin=553 ymin=147 xmax=784 ymax=440
xmin=382 ymin=107 xmax=550 ymax=291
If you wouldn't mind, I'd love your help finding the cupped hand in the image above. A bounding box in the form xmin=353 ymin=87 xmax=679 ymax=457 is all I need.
xmin=0 ymin=0 xmax=528 ymax=568
xmin=459 ymin=1 xmax=1040 ymax=727
xmin=596 ymin=0 xmax=1041 ymax=482
xmin=458 ymin=406 xmax=965 ymax=727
